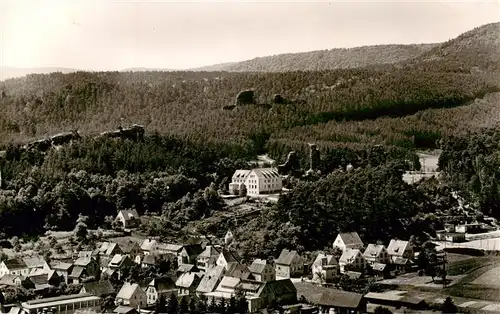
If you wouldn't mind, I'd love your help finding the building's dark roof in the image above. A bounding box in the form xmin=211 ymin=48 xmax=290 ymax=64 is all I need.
xmin=3 ymin=258 xmax=27 ymax=270
xmin=275 ymin=249 xmax=301 ymax=266
xmin=196 ymin=265 xmax=225 ymax=294
xmin=338 ymin=232 xmax=364 ymax=247
xmin=141 ymin=254 xmax=157 ymax=265
xmin=220 ymin=249 xmax=240 ymax=264
xmin=258 ymin=279 xmax=296 ymax=298
xmin=22 ymin=256 xmax=46 ymax=269
xmin=82 ymin=280 xmax=115 ymax=296
xmin=372 ymin=263 xmax=387 ymax=272
xmin=249 ymin=259 xmax=269 ymax=274
xmin=51 ymin=262 xmax=73 ymax=271
xmin=226 ymin=263 xmax=252 ymax=280
xmin=69 ymin=266 xmax=85 ymax=278
xmin=182 ymin=244 xmax=204 ymax=257
xmin=318 ymin=289 xmax=364 ymax=309
xmin=114 ymin=306 xmax=138 ymax=314
xmin=148 ymin=277 xmax=176 ymax=293
xmin=177 ymin=264 xmax=198 ymax=273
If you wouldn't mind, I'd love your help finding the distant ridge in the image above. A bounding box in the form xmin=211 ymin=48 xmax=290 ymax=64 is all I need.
xmin=190 ymin=43 xmax=439 ymax=72
xmin=120 ymin=67 xmax=177 ymax=72
xmin=0 ymin=67 xmax=80 ymax=80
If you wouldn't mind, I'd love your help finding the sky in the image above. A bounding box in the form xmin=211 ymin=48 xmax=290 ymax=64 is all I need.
xmin=0 ymin=0 xmax=498 ymax=70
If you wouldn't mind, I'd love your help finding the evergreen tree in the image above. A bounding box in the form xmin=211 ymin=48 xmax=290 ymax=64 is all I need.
xmin=442 ymin=297 xmax=457 ymax=313
xmin=166 ymin=293 xmax=178 ymax=314
xmin=156 ymin=294 xmax=167 ymax=314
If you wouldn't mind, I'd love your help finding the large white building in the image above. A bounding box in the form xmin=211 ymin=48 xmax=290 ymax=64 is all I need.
xmin=229 ymin=168 xmax=283 ymax=196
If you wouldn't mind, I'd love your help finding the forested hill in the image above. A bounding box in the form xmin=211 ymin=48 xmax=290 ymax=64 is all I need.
xmin=192 ymin=44 xmax=437 ymax=72
xmin=193 ymin=22 xmax=499 ymax=73
xmin=0 ymin=22 xmax=499 ymax=158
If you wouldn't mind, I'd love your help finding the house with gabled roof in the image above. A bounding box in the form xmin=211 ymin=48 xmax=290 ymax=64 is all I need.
xmin=275 ymin=249 xmax=304 ymax=279
xmin=226 ymin=263 xmax=254 ymax=280
xmin=80 ymin=279 xmax=116 ymax=297
xmin=22 ymin=255 xmax=50 ymax=273
xmin=146 ymin=277 xmax=177 ymax=305
xmin=229 ymin=168 xmax=283 ymax=196
xmin=70 ymin=257 xmax=99 ymax=283
xmin=196 ymin=265 xmax=226 ymax=296
xmin=27 ymin=270 xmax=61 ymax=293
xmin=312 ymin=253 xmax=338 ymax=282
xmin=115 ymin=209 xmax=140 ymax=229
xmin=333 ymin=232 xmax=364 ymax=252
xmin=98 ymin=242 xmax=123 ymax=257
xmin=50 ymin=262 xmax=73 ymax=284
xmin=140 ymin=254 xmax=157 ymax=268
xmin=216 ymin=249 xmax=241 ymax=269
xmin=0 ymin=258 xmax=29 ymax=277
xmin=116 ymin=282 xmax=147 ymax=309
xmin=387 ymin=240 xmax=414 ymax=263
xmin=196 ymin=245 xmax=220 ymax=272
xmin=363 ymin=244 xmax=390 ymax=265
xmin=176 ymin=272 xmax=203 ymax=296
xmin=140 ymin=239 xmax=158 ymax=256
xmin=156 ymin=243 xmax=183 ymax=256
xmin=0 ymin=274 xmax=28 ymax=289
xmin=339 ymin=249 xmax=366 ymax=273
xmin=249 ymin=259 xmax=275 ymax=282
xmin=178 ymin=243 xmax=204 ymax=265
xmin=108 ymin=254 xmax=134 ymax=280
xmin=177 ymin=264 xmax=199 ymax=276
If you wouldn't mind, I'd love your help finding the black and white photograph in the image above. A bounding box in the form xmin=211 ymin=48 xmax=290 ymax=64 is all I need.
xmin=0 ymin=0 xmax=499 ymax=313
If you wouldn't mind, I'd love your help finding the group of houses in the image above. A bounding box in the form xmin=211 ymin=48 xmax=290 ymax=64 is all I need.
xmin=0 ymin=230 xmax=427 ymax=314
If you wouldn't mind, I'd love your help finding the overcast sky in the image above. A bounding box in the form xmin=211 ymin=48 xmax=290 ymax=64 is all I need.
xmin=0 ymin=0 xmax=498 ymax=70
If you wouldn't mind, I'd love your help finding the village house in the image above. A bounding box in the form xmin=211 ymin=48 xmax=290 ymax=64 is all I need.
xmin=50 ymin=262 xmax=73 ymax=284
xmin=339 ymin=249 xmax=366 ymax=273
xmin=146 ymin=277 xmax=177 ymax=305
xmin=216 ymin=249 xmax=241 ymax=269
xmin=196 ymin=245 xmax=220 ymax=272
xmin=140 ymin=254 xmax=158 ymax=268
xmin=206 ymin=277 xmax=297 ymax=312
xmin=156 ymin=243 xmax=183 ymax=256
xmin=140 ymin=239 xmax=158 ymax=256
xmin=311 ymin=253 xmax=338 ymax=282
xmin=295 ymin=282 xmax=366 ymax=314
xmin=69 ymin=256 xmax=99 ymax=284
xmin=455 ymin=223 xmax=483 ymax=234
xmin=249 ymin=259 xmax=275 ymax=282
xmin=177 ymin=264 xmax=199 ymax=277
xmin=0 ymin=274 xmax=28 ymax=289
xmin=226 ymin=263 xmax=253 ymax=280
xmin=229 ymin=168 xmax=283 ymax=196
xmin=275 ymin=249 xmax=305 ymax=279
xmin=80 ymin=280 xmax=116 ymax=298
xmin=178 ymin=243 xmax=204 ymax=265
xmin=0 ymin=258 xmax=29 ymax=277
xmin=115 ymin=209 xmax=140 ymax=229
xmin=196 ymin=265 xmax=226 ymax=296
xmin=363 ymin=244 xmax=390 ymax=265
xmin=175 ymin=272 xmax=203 ymax=296
xmin=27 ymin=271 xmax=62 ymax=293
xmin=333 ymin=232 xmax=364 ymax=252
xmin=436 ymin=232 xmax=466 ymax=243
xmin=116 ymin=282 xmax=147 ymax=309
xmin=387 ymin=240 xmax=414 ymax=263
xmin=23 ymin=256 xmax=51 ymax=275
xmin=98 ymin=242 xmax=123 ymax=257
xmin=108 ymin=254 xmax=134 ymax=280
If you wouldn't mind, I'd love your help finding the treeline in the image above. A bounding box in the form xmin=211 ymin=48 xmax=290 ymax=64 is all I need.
xmin=232 ymin=162 xmax=443 ymax=259
xmin=0 ymin=56 xmax=498 ymax=150
xmin=438 ymin=127 xmax=500 ymax=219
xmin=0 ymin=133 xmax=417 ymax=238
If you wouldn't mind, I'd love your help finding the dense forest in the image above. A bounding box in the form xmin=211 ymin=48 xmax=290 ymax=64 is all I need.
xmin=0 ymin=23 xmax=498 ymax=151
xmin=193 ymin=44 xmax=437 ymax=72
xmin=438 ymin=127 xmax=500 ymax=220
xmin=0 ymin=23 xmax=498 ymax=254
